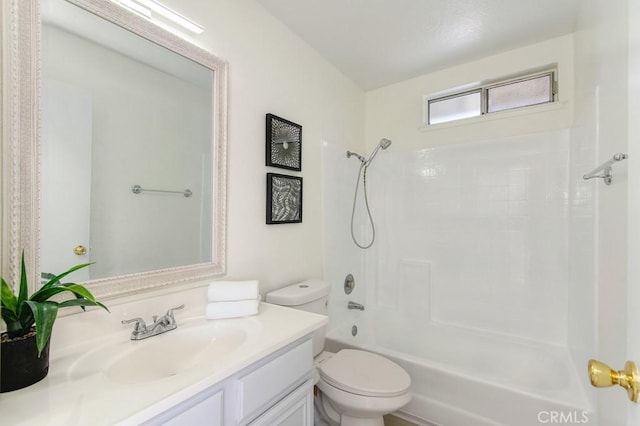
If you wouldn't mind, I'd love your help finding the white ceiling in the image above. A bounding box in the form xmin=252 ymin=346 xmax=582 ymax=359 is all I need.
xmin=256 ymin=0 xmax=581 ymax=90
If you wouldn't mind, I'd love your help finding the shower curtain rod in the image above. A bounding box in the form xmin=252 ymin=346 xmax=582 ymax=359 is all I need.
xmin=583 ymin=153 xmax=627 ymax=185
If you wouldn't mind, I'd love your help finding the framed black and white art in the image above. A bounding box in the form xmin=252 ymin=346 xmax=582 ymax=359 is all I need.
xmin=266 ymin=173 xmax=303 ymax=224
xmin=266 ymin=113 xmax=302 ymax=171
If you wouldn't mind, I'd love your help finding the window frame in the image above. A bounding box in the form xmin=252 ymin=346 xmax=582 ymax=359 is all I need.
xmin=426 ymin=69 xmax=557 ymax=125
xmin=427 ymin=88 xmax=483 ymax=125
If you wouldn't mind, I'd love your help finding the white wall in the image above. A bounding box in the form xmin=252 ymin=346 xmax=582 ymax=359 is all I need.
xmin=365 ymin=34 xmax=574 ymax=152
xmin=159 ymin=0 xmax=365 ymax=295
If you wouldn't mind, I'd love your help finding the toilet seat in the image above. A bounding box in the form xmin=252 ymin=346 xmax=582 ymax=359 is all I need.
xmin=318 ymin=349 xmax=411 ymax=397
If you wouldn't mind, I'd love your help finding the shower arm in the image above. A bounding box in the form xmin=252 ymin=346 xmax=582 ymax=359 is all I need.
xmin=347 ymin=151 xmax=366 ymax=163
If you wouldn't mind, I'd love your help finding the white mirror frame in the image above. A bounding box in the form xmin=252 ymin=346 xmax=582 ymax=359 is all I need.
xmin=1 ymin=0 xmax=228 ymax=299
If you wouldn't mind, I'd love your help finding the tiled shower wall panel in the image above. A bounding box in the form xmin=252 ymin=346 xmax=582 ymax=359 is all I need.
xmin=368 ymin=130 xmax=571 ymax=344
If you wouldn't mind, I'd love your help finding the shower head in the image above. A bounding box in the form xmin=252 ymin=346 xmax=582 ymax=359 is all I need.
xmin=346 ymin=138 xmax=392 ymax=166
xmin=366 ymin=138 xmax=392 ymax=165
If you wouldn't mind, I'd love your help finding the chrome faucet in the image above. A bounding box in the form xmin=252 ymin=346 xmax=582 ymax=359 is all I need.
xmin=122 ymin=304 xmax=184 ymax=340
xmin=347 ymin=301 xmax=365 ymax=311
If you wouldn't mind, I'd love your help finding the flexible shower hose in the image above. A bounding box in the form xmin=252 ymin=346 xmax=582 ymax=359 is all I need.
xmin=350 ymin=162 xmax=376 ymax=249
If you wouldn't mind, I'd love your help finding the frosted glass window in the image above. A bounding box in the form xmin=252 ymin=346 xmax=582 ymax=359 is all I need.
xmin=425 ymin=69 xmax=556 ymax=126
xmin=487 ymin=74 xmax=553 ymax=113
xmin=428 ymin=91 xmax=481 ymax=124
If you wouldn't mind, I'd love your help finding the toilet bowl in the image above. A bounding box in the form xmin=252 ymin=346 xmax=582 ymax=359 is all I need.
xmin=266 ymin=280 xmax=412 ymax=426
xmin=315 ymin=349 xmax=411 ymax=426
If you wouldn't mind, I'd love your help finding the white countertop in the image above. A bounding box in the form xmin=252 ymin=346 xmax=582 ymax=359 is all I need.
xmin=0 ymin=287 xmax=327 ymax=426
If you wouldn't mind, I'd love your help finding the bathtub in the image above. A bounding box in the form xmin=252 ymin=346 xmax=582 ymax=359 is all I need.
xmin=325 ymin=314 xmax=594 ymax=426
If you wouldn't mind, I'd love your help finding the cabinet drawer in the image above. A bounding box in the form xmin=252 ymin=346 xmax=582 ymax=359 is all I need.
xmin=142 ymin=388 xmax=223 ymax=426
xmin=238 ymin=339 xmax=312 ymax=423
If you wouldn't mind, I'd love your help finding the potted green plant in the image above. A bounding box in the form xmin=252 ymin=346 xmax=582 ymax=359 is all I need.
xmin=1 ymin=253 xmax=109 ymax=392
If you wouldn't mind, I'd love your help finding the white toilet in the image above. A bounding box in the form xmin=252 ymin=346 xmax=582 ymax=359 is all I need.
xmin=266 ymin=280 xmax=411 ymax=426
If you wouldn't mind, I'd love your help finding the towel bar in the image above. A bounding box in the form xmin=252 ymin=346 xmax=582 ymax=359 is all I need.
xmin=131 ymin=184 xmax=192 ymax=197
xmin=583 ymin=153 xmax=627 ymax=185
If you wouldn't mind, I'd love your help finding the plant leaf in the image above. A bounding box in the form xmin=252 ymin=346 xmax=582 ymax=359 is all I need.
xmin=25 ymin=300 xmax=58 ymax=357
xmin=60 ymin=284 xmax=109 ymax=312
xmin=29 ymin=284 xmax=109 ymax=312
xmin=1 ymin=307 xmax=26 ymax=338
xmin=29 ymin=286 xmax=77 ymax=303
xmin=16 ymin=252 xmax=29 ymax=317
xmin=1 ymin=277 xmax=18 ymax=314
xmin=38 ymin=262 xmax=93 ymax=292
xmin=15 ymin=307 xmax=35 ymax=336
xmin=58 ymin=298 xmax=107 ymax=310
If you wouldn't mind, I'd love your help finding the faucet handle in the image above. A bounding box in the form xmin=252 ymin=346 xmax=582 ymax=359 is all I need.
xmin=167 ymin=304 xmax=184 ymax=315
xmin=122 ymin=317 xmax=147 ymax=333
xmin=166 ymin=304 xmax=185 ymax=320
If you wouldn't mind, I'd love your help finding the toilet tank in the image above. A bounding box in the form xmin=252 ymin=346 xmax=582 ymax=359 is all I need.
xmin=266 ymin=280 xmax=330 ymax=356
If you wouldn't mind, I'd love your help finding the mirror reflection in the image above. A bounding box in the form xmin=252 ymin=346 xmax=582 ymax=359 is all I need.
xmin=40 ymin=0 xmax=215 ymax=282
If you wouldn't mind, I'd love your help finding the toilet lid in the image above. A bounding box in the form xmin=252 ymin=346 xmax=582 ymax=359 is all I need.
xmin=318 ymin=349 xmax=411 ymax=397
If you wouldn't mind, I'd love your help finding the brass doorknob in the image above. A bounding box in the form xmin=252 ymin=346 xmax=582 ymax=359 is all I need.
xmin=73 ymin=245 xmax=87 ymax=256
xmin=588 ymin=359 xmax=639 ymax=402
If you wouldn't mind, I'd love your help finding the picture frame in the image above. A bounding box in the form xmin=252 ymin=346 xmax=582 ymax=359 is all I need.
xmin=266 ymin=173 xmax=303 ymax=224
xmin=266 ymin=113 xmax=302 ymax=171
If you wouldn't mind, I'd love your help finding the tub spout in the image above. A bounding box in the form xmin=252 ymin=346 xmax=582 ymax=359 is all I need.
xmin=348 ymin=301 xmax=365 ymax=311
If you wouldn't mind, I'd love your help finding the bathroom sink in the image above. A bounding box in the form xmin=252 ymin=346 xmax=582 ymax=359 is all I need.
xmin=67 ymin=318 xmax=250 ymax=384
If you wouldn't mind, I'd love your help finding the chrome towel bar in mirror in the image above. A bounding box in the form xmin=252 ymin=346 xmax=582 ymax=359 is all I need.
xmin=131 ymin=184 xmax=192 ymax=198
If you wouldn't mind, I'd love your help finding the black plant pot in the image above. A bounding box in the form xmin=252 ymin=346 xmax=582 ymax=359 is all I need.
xmin=1 ymin=329 xmax=50 ymax=393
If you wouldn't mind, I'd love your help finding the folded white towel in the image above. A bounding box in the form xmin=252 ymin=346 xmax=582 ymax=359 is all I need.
xmin=207 ymin=280 xmax=259 ymax=302
xmin=205 ymin=300 xmax=259 ymax=319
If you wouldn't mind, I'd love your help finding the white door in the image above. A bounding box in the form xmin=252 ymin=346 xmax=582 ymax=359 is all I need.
xmin=40 ymin=78 xmax=92 ymax=282
xmin=626 ymin=0 xmax=640 ymax=423
xmin=593 ymin=1 xmax=640 ymax=423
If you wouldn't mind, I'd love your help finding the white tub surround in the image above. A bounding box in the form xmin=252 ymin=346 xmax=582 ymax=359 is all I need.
xmin=322 ymin=127 xmax=595 ymax=425
xmin=0 ymin=285 xmax=327 ymax=425
xmin=327 ymin=318 xmax=593 ymax=426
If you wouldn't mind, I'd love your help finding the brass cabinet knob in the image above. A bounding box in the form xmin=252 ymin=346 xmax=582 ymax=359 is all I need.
xmin=73 ymin=245 xmax=87 ymax=256
xmin=588 ymin=359 xmax=639 ymax=402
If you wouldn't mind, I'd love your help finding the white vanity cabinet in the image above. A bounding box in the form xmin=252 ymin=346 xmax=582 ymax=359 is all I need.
xmin=143 ymin=338 xmax=314 ymax=426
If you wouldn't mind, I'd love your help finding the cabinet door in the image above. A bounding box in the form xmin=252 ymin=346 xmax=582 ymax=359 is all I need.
xmin=249 ymin=380 xmax=313 ymax=426
xmin=237 ymin=339 xmax=312 ymax=423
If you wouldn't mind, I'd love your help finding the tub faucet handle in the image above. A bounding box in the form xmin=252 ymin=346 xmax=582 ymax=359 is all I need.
xmin=348 ymin=301 xmax=365 ymax=311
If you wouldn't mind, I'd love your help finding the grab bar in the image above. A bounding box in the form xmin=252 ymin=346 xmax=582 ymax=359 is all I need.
xmin=131 ymin=184 xmax=192 ymax=198
xmin=583 ymin=153 xmax=627 ymax=185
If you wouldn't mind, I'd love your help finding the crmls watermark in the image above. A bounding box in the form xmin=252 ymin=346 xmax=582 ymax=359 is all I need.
xmin=537 ymin=411 xmax=590 ymax=424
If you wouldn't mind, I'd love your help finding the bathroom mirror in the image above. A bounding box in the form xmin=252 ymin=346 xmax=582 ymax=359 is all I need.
xmin=1 ymin=0 xmax=228 ymax=299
